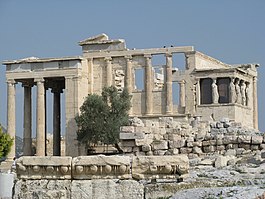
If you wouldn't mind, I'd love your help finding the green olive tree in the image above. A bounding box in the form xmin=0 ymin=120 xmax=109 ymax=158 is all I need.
xmin=75 ymin=86 xmax=131 ymax=152
xmin=0 ymin=125 xmax=14 ymax=159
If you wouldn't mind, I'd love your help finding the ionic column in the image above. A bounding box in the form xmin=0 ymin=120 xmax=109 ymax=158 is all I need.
xmin=179 ymin=80 xmax=186 ymax=107
xmin=125 ymin=56 xmax=133 ymax=94
xmin=52 ymin=87 xmax=62 ymax=156
xmin=125 ymin=56 xmax=133 ymax=115
xmin=22 ymin=83 xmax=32 ymax=156
xmin=144 ymin=54 xmax=153 ymax=115
xmin=165 ymin=53 xmax=173 ymax=114
xmin=212 ymin=78 xmax=219 ymax=104
xmin=105 ymin=57 xmax=112 ymax=87
xmin=35 ymin=78 xmax=45 ymax=156
xmin=88 ymin=58 xmax=94 ymax=93
xmin=6 ymin=79 xmax=16 ymax=160
xmin=253 ymin=77 xmax=258 ymax=129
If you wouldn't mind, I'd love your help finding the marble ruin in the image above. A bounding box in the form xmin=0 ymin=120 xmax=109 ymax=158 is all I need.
xmin=3 ymin=33 xmax=259 ymax=157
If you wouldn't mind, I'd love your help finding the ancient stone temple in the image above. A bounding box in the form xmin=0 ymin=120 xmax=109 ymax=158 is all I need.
xmin=3 ymin=33 xmax=259 ymax=157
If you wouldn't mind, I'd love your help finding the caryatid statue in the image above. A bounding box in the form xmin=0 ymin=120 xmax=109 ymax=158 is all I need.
xmin=212 ymin=79 xmax=219 ymax=104
xmin=235 ymin=79 xmax=241 ymax=104
xmin=229 ymin=78 xmax=236 ymax=103
xmin=241 ymin=81 xmax=246 ymax=106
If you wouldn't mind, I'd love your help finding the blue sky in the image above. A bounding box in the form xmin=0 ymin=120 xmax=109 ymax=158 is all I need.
xmin=0 ymin=0 xmax=264 ymax=137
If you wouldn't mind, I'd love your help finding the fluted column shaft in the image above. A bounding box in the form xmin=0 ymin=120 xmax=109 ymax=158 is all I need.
xmin=7 ymin=79 xmax=16 ymax=159
xmin=105 ymin=57 xmax=112 ymax=87
xmin=52 ymin=87 xmax=62 ymax=156
xmin=144 ymin=54 xmax=153 ymax=115
xmin=165 ymin=53 xmax=173 ymax=114
xmin=179 ymin=80 xmax=186 ymax=107
xmin=125 ymin=56 xmax=133 ymax=115
xmin=23 ymin=84 xmax=32 ymax=156
xmin=253 ymin=77 xmax=258 ymax=129
xmin=35 ymin=78 xmax=45 ymax=156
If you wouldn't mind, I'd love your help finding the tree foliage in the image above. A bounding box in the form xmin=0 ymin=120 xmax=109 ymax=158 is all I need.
xmin=0 ymin=125 xmax=14 ymax=159
xmin=75 ymin=86 xmax=131 ymax=148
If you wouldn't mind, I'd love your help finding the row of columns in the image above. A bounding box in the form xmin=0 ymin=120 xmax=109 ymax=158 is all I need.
xmin=104 ymin=53 xmax=186 ymax=116
xmin=6 ymin=78 xmax=63 ymax=159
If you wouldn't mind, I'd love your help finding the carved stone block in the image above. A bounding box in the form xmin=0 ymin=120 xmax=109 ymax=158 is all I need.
xmin=72 ymin=155 xmax=131 ymax=180
xmin=16 ymin=156 xmax=72 ymax=180
xmin=132 ymin=155 xmax=189 ymax=180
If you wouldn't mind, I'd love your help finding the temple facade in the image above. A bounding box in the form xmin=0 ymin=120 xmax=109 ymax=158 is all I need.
xmin=3 ymin=34 xmax=259 ymax=157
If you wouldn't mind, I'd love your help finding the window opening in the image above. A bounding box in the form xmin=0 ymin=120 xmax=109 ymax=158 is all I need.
xmin=200 ymin=78 xmax=212 ymax=104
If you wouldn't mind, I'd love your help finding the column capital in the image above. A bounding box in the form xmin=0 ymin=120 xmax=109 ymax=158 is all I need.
xmin=104 ymin=57 xmax=112 ymax=61
xmin=178 ymin=80 xmax=186 ymax=84
xmin=34 ymin=78 xmax=45 ymax=83
xmin=124 ymin=55 xmax=132 ymax=60
xmin=144 ymin=54 xmax=152 ymax=59
xmin=6 ymin=79 xmax=16 ymax=84
xmin=165 ymin=53 xmax=172 ymax=57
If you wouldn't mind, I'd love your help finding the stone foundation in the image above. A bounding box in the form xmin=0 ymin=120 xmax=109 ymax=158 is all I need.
xmin=120 ymin=117 xmax=263 ymax=159
xmin=14 ymin=155 xmax=189 ymax=199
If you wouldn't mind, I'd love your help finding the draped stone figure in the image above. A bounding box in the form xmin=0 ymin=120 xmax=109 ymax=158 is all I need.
xmin=212 ymin=79 xmax=219 ymax=104
xmin=235 ymin=79 xmax=241 ymax=104
xmin=229 ymin=78 xmax=236 ymax=103
xmin=246 ymin=83 xmax=250 ymax=106
xmin=241 ymin=81 xmax=246 ymax=106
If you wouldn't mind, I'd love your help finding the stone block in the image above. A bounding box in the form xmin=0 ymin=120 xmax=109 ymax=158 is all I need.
xmin=238 ymin=143 xmax=251 ymax=150
xmin=129 ymin=117 xmax=144 ymax=127
xmin=203 ymin=146 xmax=216 ymax=153
xmin=16 ymin=156 xmax=72 ymax=180
xmin=226 ymin=127 xmax=236 ymax=134
xmin=238 ymin=135 xmax=251 ymax=144
xmin=135 ymin=126 xmax=151 ymax=134
xmin=202 ymin=141 xmax=210 ymax=146
xmin=193 ymin=141 xmax=202 ymax=147
xmin=144 ymin=120 xmax=159 ymax=128
xmin=120 ymin=132 xmax=144 ymax=140
xmin=236 ymin=148 xmax=245 ymax=155
xmin=120 ymin=140 xmax=135 ymax=147
xmin=192 ymin=146 xmax=203 ymax=154
xmin=72 ymin=179 xmax=144 ymax=199
xmin=168 ymin=148 xmax=179 ymax=155
xmin=132 ymin=155 xmax=189 ymax=180
xmin=216 ymin=145 xmax=225 ymax=151
xmin=142 ymin=144 xmax=151 ymax=152
xmin=153 ymin=150 xmax=167 ymax=156
xmin=14 ymin=179 xmax=71 ymax=199
xmin=187 ymin=141 xmax=194 ymax=147
xmin=168 ymin=134 xmax=181 ymax=141
xmin=251 ymin=135 xmax=263 ymax=144
xmin=135 ymin=134 xmax=153 ymax=146
xmin=72 ymin=155 xmax=131 ymax=180
xmin=251 ymin=145 xmax=260 ymax=150
xmin=225 ymin=149 xmax=236 ymax=156
xmin=215 ymin=156 xmax=228 ymax=168
xmin=180 ymin=147 xmax=192 ymax=154
xmin=168 ymin=139 xmax=186 ymax=149
xmin=120 ymin=126 xmax=135 ymax=133
xmin=152 ymin=140 xmax=168 ymax=150
xmin=223 ymin=135 xmax=238 ymax=144
xmin=209 ymin=140 xmax=217 ymax=145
